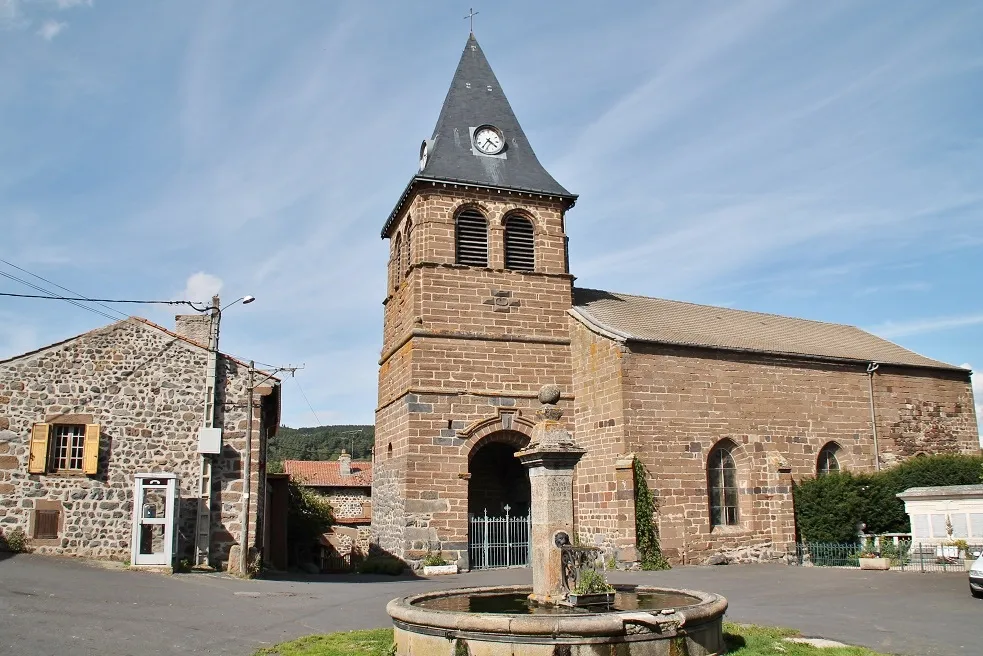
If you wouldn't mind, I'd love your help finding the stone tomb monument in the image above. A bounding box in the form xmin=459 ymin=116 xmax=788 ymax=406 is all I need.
xmin=388 ymin=386 xmax=728 ymax=655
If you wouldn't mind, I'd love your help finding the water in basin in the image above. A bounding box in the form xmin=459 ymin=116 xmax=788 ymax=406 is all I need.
xmin=415 ymin=589 xmax=701 ymax=615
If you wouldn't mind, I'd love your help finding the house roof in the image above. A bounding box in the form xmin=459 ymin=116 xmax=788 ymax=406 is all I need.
xmin=382 ymin=34 xmax=575 ymax=237
xmin=283 ymin=459 xmax=373 ymax=487
xmin=0 ymin=316 xmax=280 ymax=382
xmin=571 ymin=288 xmax=965 ymax=371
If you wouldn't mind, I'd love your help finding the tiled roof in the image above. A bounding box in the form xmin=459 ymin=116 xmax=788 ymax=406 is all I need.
xmin=283 ymin=460 xmax=373 ymax=487
xmin=571 ymin=288 xmax=964 ymax=371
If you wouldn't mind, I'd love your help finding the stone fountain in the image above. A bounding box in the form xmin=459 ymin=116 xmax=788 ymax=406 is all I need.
xmin=387 ymin=386 xmax=728 ymax=655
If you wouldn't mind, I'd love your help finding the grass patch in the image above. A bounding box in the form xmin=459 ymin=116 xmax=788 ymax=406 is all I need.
xmin=254 ymin=629 xmax=394 ymax=656
xmin=253 ymin=623 xmax=890 ymax=656
xmin=724 ymin=622 xmax=889 ymax=655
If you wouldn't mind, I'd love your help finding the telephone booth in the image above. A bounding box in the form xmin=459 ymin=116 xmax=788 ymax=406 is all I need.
xmin=130 ymin=473 xmax=180 ymax=568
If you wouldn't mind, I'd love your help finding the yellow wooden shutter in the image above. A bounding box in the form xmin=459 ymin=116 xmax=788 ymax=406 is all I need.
xmin=83 ymin=424 xmax=100 ymax=475
xmin=28 ymin=423 xmax=50 ymax=474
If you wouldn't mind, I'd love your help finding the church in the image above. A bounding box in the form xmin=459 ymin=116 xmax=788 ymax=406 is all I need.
xmin=370 ymin=35 xmax=979 ymax=568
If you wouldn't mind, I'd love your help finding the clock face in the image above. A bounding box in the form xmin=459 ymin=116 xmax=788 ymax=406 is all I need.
xmin=473 ymin=126 xmax=504 ymax=155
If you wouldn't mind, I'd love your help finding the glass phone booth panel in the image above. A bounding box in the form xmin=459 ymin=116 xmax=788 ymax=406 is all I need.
xmin=131 ymin=473 xmax=179 ymax=568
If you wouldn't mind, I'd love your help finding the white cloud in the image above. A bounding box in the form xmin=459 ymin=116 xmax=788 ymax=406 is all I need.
xmin=36 ymin=19 xmax=65 ymax=40
xmin=55 ymin=0 xmax=92 ymax=8
xmin=179 ymin=272 xmax=223 ymax=305
xmin=866 ymin=313 xmax=983 ymax=339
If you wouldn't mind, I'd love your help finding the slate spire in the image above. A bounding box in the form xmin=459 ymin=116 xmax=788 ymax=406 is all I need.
xmin=383 ymin=34 xmax=575 ymax=237
xmin=420 ymin=34 xmax=573 ymax=199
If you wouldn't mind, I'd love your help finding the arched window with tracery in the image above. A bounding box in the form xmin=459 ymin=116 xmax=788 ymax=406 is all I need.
xmin=707 ymin=440 xmax=739 ymax=527
xmin=455 ymin=208 xmax=488 ymax=267
xmin=393 ymin=232 xmax=403 ymax=286
xmin=404 ymin=217 xmax=412 ymax=276
xmin=817 ymin=443 xmax=841 ymax=475
xmin=504 ymin=214 xmax=535 ymax=271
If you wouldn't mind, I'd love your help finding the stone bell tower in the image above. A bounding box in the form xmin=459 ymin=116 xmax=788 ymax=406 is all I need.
xmin=372 ymin=34 xmax=578 ymax=567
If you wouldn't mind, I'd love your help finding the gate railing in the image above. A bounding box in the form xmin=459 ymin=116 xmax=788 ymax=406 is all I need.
xmin=794 ymin=541 xmax=983 ymax=572
xmin=469 ymin=507 xmax=531 ymax=570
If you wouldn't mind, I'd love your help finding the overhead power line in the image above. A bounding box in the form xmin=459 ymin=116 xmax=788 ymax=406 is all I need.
xmin=0 ymin=291 xmax=193 ymax=305
xmin=0 ymin=271 xmax=121 ymax=322
xmin=0 ymin=257 xmax=131 ymax=320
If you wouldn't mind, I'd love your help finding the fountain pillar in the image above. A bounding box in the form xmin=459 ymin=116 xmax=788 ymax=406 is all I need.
xmin=515 ymin=384 xmax=586 ymax=606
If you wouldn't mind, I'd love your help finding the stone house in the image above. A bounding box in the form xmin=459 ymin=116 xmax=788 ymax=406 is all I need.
xmin=0 ymin=313 xmax=280 ymax=572
xmin=284 ymin=453 xmax=372 ymax=568
xmin=372 ymin=34 xmax=980 ymax=568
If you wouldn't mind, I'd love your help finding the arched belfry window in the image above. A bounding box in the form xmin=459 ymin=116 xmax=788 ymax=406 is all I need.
xmin=456 ymin=208 xmax=488 ymax=267
xmin=707 ymin=440 xmax=739 ymax=527
xmin=404 ymin=217 xmax=412 ymax=276
xmin=504 ymin=215 xmax=535 ymax=271
xmin=817 ymin=443 xmax=841 ymax=475
xmin=393 ymin=232 xmax=403 ymax=284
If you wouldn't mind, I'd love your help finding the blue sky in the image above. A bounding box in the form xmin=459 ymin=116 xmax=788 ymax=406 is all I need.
xmin=1 ymin=1 xmax=981 ymax=433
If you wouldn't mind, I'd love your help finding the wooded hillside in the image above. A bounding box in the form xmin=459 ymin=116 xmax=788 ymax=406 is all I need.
xmin=269 ymin=425 xmax=375 ymax=467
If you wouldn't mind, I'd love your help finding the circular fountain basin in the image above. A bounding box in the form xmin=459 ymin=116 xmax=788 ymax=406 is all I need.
xmin=387 ymin=584 xmax=728 ymax=655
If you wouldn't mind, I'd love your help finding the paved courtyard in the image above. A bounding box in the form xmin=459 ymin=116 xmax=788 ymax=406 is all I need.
xmin=0 ymin=553 xmax=977 ymax=656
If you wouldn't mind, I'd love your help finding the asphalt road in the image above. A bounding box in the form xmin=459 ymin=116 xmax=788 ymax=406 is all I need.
xmin=0 ymin=553 xmax=977 ymax=656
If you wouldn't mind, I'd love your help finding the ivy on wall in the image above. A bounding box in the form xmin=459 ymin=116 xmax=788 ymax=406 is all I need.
xmin=633 ymin=457 xmax=670 ymax=570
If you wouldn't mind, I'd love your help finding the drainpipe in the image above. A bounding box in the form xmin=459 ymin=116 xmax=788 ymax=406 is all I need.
xmin=867 ymin=362 xmax=880 ymax=471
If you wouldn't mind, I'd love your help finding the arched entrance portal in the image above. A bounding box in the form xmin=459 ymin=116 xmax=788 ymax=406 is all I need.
xmin=467 ymin=431 xmax=531 ymax=570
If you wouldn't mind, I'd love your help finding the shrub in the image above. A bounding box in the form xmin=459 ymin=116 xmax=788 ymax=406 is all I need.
xmin=0 ymin=526 xmax=28 ymax=553
xmin=287 ymin=481 xmax=335 ymax=547
xmin=794 ymin=454 xmax=983 ymax=543
xmin=358 ymin=555 xmax=406 ymax=576
xmin=421 ymin=551 xmax=447 ymax=567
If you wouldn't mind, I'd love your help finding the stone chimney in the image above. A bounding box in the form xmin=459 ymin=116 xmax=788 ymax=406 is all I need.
xmin=174 ymin=314 xmax=211 ymax=347
xmin=339 ymin=450 xmax=352 ymax=477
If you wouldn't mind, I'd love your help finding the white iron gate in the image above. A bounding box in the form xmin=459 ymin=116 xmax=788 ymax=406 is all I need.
xmin=469 ymin=506 xmax=531 ymax=570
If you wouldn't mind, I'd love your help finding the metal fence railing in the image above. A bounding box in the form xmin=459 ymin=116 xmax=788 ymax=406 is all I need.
xmin=794 ymin=541 xmax=983 ymax=572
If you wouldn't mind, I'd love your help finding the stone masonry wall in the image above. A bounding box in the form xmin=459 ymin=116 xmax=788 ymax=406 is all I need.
xmin=568 ymin=319 xmax=636 ymax=561
xmin=375 ymin=185 xmax=574 ymax=565
xmin=0 ymin=319 xmax=270 ymax=569
xmin=618 ymin=342 xmax=976 ymax=564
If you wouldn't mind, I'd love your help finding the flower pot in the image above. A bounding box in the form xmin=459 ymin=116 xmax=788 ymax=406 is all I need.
xmin=422 ymin=564 xmax=458 ymax=576
xmin=567 ymin=592 xmax=615 ymax=607
xmin=859 ymin=557 xmax=891 ymax=570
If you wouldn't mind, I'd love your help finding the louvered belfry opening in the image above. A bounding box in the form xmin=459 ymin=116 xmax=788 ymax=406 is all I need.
xmin=456 ymin=209 xmax=488 ymax=267
xmin=504 ymin=215 xmax=535 ymax=271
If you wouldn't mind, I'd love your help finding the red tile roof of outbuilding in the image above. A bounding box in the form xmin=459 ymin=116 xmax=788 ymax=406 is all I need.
xmin=283 ymin=460 xmax=373 ymax=487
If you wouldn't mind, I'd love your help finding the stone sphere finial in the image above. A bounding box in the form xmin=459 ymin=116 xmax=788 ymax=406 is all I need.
xmin=538 ymin=384 xmax=561 ymax=406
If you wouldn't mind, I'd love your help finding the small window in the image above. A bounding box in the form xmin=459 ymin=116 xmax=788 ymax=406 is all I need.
xmin=404 ymin=217 xmax=412 ymax=276
xmin=393 ymin=233 xmax=403 ymax=284
xmin=817 ymin=443 xmax=841 ymax=475
xmin=708 ymin=441 xmax=739 ymax=527
xmin=455 ymin=209 xmax=488 ymax=267
xmin=504 ymin=215 xmax=535 ymax=271
xmin=51 ymin=424 xmax=86 ymax=471
xmin=34 ymin=509 xmax=60 ymax=539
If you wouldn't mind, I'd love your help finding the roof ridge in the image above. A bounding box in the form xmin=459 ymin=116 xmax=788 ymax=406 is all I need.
xmin=574 ymin=287 xmax=867 ymax=331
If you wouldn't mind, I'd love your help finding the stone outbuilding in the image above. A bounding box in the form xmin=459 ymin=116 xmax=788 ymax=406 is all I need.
xmin=0 ymin=313 xmax=280 ymax=571
xmin=284 ymin=453 xmax=372 ymax=569
xmin=372 ymin=34 xmax=980 ymax=569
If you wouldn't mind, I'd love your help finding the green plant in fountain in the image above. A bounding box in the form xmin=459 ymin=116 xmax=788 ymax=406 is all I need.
xmin=574 ymin=567 xmax=614 ymax=595
xmin=634 ymin=457 xmax=670 ymax=570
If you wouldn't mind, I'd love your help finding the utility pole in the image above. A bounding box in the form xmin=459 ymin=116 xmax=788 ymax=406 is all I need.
xmin=194 ymin=295 xmax=221 ymax=568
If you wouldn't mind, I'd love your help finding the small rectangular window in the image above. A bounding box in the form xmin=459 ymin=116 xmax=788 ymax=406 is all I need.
xmin=51 ymin=424 xmax=86 ymax=471
xmin=34 ymin=509 xmax=60 ymax=539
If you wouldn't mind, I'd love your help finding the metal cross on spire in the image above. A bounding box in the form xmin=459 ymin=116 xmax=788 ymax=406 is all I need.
xmin=464 ymin=7 xmax=479 ymax=34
